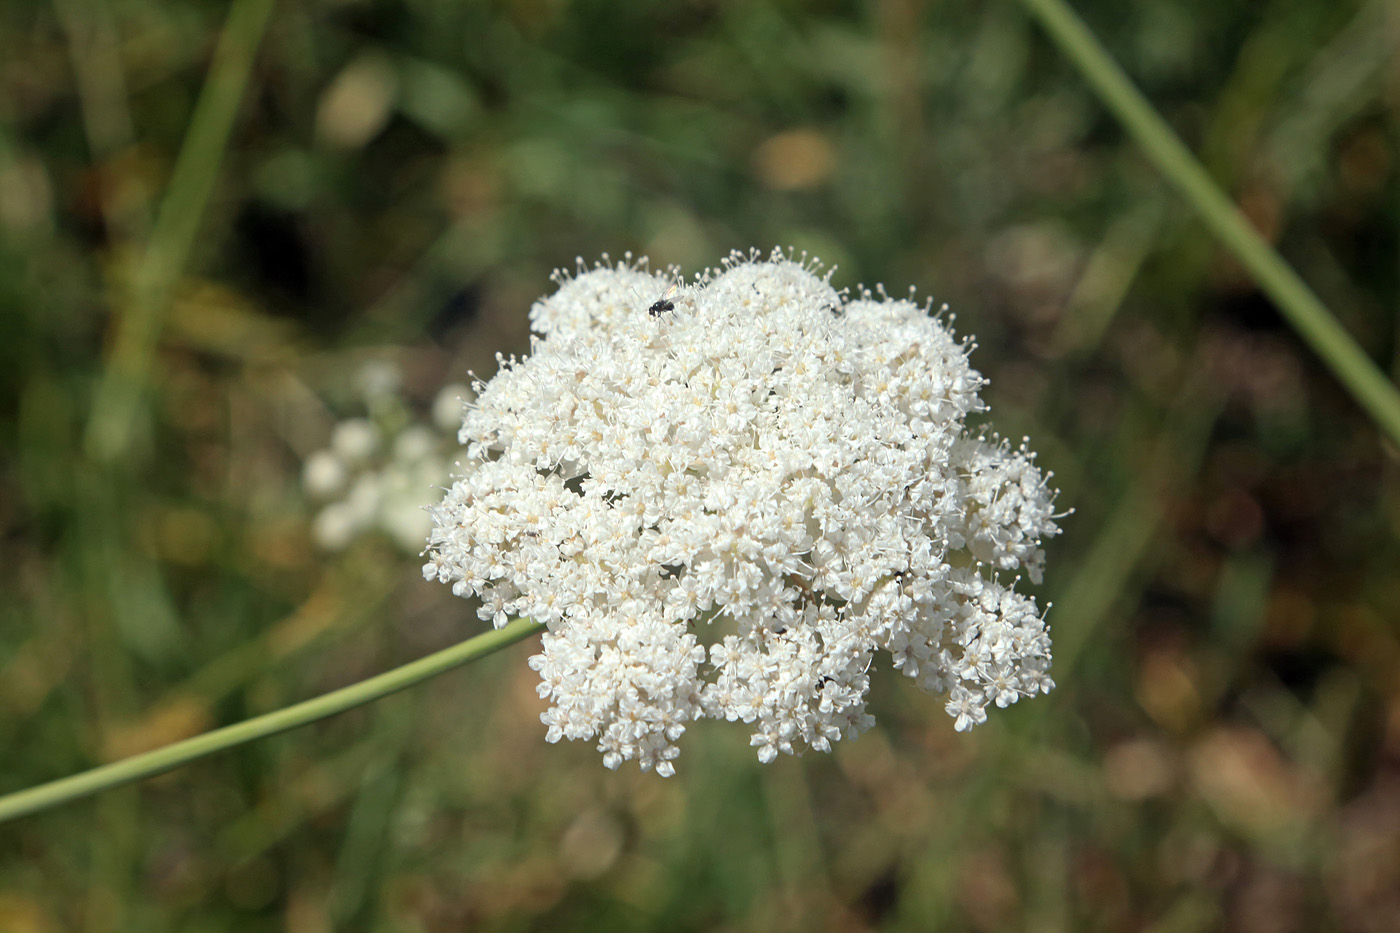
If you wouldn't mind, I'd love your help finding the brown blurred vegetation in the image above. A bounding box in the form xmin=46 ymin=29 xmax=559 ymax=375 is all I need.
xmin=1 ymin=0 xmax=1399 ymax=930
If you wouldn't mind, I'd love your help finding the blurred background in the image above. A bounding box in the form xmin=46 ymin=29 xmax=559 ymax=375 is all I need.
xmin=2 ymin=0 xmax=1398 ymax=929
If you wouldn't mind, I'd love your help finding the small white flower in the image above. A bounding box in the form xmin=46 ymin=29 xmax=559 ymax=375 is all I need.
xmin=343 ymin=473 xmax=382 ymax=523
xmin=356 ymin=359 xmax=402 ymax=403
xmin=331 ymin=418 xmax=379 ymax=463
xmin=313 ymin=501 xmax=360 ymax=551
xmin=302 ymin=449 xmax=348 ymax=498
xmin=433 ymin=383 xmax=474 ymax=432
xmin=424 ymin=249 xmax=1063 ymax=774
xmin=393 ymin=425 xmax=437 ymax=464
xmin=947 ymin=687 xmax=988 ymax=732
xmin=378 ymin=461 xmax=438 ymax=552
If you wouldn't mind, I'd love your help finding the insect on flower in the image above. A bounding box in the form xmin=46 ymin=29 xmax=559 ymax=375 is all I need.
xmin=647 ymin=280 xmax=679 ymax=317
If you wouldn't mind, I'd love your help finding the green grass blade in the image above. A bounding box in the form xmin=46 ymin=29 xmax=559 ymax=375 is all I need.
xmin=0 ymin=619 xmax=545 ymax=825
xmin=1016 ymin=0 xmax=1400 ymax=448
xmin=84 ymin=0 xmax=277 ymax=463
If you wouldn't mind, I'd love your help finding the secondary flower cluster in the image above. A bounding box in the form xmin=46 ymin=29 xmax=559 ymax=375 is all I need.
xmin=423 ymin=249 xmax=1062 ymax=775
xmin=302 ymin=361 xmax=470 ymax=553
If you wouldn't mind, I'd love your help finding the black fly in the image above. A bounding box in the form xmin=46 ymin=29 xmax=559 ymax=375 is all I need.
xmin=647 ymin=281 xmax=678 ymax=317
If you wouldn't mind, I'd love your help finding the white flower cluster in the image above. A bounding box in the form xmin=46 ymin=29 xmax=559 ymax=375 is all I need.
xmin=303 ymin=362 xmax=471 ymax=553
xmin=423 ymin=249 xmax=1062 ymax=775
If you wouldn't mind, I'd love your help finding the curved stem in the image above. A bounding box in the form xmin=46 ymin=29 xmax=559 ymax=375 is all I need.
xmin=0 ymin=619 xmax=545 ymax=825
xmin=1016 ymin=0 xmax=1400 ymax=449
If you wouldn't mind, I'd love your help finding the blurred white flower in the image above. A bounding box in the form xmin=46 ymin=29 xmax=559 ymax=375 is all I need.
xmin=423 ymin=249 xmax=1063 ymax=776
xmin=331 ymin=418 xmax=379 ymax=463
xmin=377 ymin=455 xmax=439 ymax=552
xmin=356 ymin=359 xmax=403 ymax=403
xmin=312 ymin=501 xmax=359 ymax=551
xmin=432 ymin=383 xmax=473 ymax=432
xmin=343 ymin=473 xmax=382 ymax=524
xmin=301 ymin=363 xmax=455 ymax=553
xmin=302 ymin=449 xmax=348 ymax=498
xmin=393 ymin=425 xmax=437 ymax=464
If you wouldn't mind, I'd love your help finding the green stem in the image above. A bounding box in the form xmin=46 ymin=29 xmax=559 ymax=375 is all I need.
xmin=84 ymin=0 xmax=276 ymax=463
xmin=1016 ymin=0 xmax=1400 ymax=449
xmin=0 ymin=619 xmax=545 ymax=825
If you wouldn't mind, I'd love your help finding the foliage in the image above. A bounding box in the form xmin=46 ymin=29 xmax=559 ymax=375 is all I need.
xmin=1 ymin=0 xmax=1398 ymax=929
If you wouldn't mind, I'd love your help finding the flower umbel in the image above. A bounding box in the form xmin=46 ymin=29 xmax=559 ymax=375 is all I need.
xmin=423 ymin=249 xmax=1062 ymax=775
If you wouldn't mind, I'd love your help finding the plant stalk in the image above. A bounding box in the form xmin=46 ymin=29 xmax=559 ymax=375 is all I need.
xmin=1016 ymin=0 xmax=1400 ymax=449
xmin=0 ymin=619 xmax=545 ymax=825
xmin=84 ymin=0 xmax=277 ymax=463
